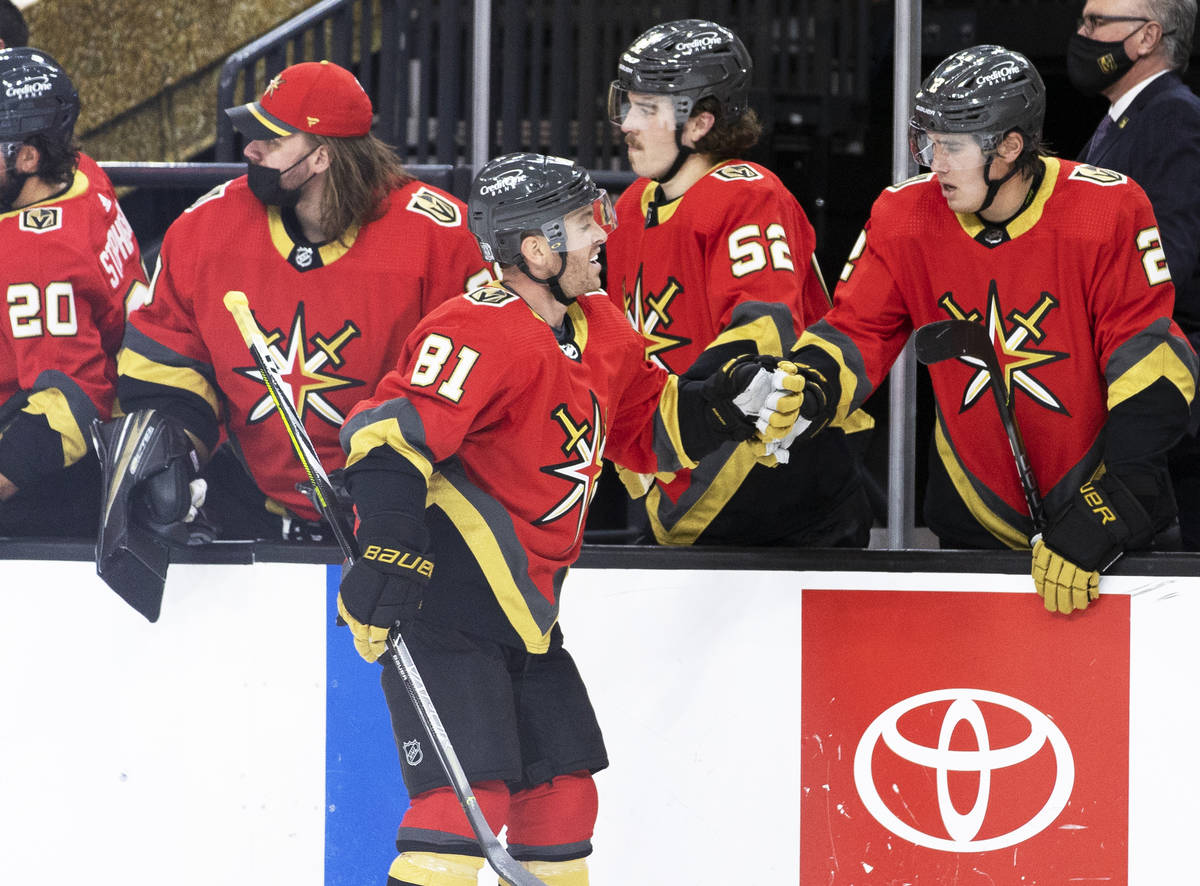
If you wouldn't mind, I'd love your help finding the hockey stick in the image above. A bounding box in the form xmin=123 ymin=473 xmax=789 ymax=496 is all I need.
xmin=913 ymin=318 xmax=1047 ymax=532
xmin=223 ymin=291 xmax=543 ymax=886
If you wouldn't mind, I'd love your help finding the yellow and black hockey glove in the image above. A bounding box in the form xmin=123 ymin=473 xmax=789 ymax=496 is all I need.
xmin=1031 ymin=471 xmax=1155 ymax=614
xmin=337 ymin=527 xmax=433 ymax=663
xmin=697 ymin=354 xmax=807 ymax=440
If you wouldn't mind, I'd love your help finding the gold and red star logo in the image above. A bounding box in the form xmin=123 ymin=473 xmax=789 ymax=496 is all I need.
xmin=940 ymin=282 xmax=1069 ymax=414
xmin=234 ymin=303 xmax=364 ymax=427
xmin=536 ymin=393 xmax=608 ymax=550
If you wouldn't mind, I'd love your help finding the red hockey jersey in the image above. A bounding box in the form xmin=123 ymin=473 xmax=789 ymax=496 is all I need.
xmin=118 ymin=175 xmax=492 ymax=521
xmin=606 ymin=160 xmax=828 ymax=372
xmin=0 ymin=158 xmax=145 ymax=481
xmin=604 ymin=159 xmax=870 ymax=545
xmin=800 ymin=157 xmax=1197 ymax=545
xmin=342 ymin=284 xmax=688 ymax=652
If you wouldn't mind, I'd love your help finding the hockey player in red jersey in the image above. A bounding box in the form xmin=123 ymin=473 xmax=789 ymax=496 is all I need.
xmin=107 ymin=60 xmax=493 ymax=545
xmin=782 ymin=46 xmax=1197 ymax=613
xmin=0 ymin=48 xmax=146 ymax=536
xmin=604 ymin=19 xmax=874 ymax=546
xmin=336 ymin=153 xmax=804 ymax=885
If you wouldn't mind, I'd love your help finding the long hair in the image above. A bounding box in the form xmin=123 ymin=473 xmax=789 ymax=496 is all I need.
xmin=690 ymin=96 xmax=763 ymax=160
xmin=313 ymin=133 xmax=414 ymax=242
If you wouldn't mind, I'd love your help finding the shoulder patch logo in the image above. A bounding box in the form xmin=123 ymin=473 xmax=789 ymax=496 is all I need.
xmin=187 ymin=180 xmax=232 ymax=213
xmin=407 ymin=186 xmax=462 ymax=227
xmin=1069 ymin=165 xmax=1128 ymax=186
xmin=712 ymin=163 xmax=763 ymax=182
xmin=19 ymin=206 xmax=62 ymax=233
xmin=887 ymin=172 xmax=935 ymax=192
xmin=464 ymin=282 xmax=519 ymax=306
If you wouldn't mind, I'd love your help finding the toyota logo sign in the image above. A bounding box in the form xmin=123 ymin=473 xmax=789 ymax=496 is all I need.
xmin=853 ymin=688 xmax=1075 ymax=852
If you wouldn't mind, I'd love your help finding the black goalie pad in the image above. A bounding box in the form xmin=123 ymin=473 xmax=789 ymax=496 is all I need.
xmin=91 ymin=410 xmax=199 ymax=622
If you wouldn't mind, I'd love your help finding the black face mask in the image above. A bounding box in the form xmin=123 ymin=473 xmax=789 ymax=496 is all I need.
xmin=1067 ymin=31 xmax=1137 ymax=96
xmin=246 ymin=146 xmax=318 ymax=208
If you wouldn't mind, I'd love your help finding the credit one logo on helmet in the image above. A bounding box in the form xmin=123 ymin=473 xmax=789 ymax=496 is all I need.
xmin=6 ymin=78 xmax=53 ymax=99
xmin=673 ymin=34 xmax=723 ymax=54
xmin=478 ymin=171 xmax=528 ymax=196
xmin=975 ymin=64 xmax=1020 ymax=87
xmin=853 ymin=688 xmax=1074 ymax=852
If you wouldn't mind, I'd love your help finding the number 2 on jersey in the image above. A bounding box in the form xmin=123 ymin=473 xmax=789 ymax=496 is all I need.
xmin=411 ymin=333 xmax=480 ymax=402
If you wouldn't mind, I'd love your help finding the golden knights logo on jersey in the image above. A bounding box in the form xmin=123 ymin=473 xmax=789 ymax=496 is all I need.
xmin=464 ymin=282 xmax=520 ymax=306
xmin=407 ymin=186 xmax=463 ymax=227
xmin=712 ymin=163 xmax=764 ymax=182
xmin=19 ymin=206 xmax=62 ymax=233
xmin=625 ymin=265 xmax=691 ymax=368
xmin=536 ymin=392 xmax=607 ymax=549
xmin=233 ymin=302 xmax=366 ymax=426
xmin=939 ymin=280 xmax=1069 ymax=414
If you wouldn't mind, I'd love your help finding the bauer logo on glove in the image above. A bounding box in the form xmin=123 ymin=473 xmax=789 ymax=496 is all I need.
xmin=363 ymin=544 xmax=434 ymax=578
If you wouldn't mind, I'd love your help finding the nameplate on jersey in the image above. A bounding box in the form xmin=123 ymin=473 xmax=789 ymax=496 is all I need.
xmin=712 ymin=163 xmax=763 ymax=182
xmin=1070 ymin=165 xmax=1127 ymax=186
xmin=407 ymin=186 xmax=462 ymax=227
xmin=19 ymin=206 xmax=62 ymax=233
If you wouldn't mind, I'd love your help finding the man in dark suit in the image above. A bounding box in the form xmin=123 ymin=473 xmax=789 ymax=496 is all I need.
xmin=1071 ymin=0 xmax=1200 ymax=548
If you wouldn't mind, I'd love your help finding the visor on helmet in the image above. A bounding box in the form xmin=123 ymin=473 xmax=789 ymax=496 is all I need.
xmin=542 ymin=191 xmax=617 ymax=253
xmin=909 ymin=125 xmax=991 ymax=171
xmin=607 ymin=83 xmax=693 ymax=128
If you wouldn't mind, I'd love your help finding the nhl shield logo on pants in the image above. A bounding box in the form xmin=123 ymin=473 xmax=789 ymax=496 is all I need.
xmin=403 ymin=739 xmax=423 ymax=766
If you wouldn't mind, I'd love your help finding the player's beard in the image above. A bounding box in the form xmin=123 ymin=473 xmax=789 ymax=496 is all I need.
xmin=0 ymin=148 xmax=30 ymax=213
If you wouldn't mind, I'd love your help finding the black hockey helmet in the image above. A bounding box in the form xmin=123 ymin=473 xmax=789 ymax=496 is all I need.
xmin=909 ymin=45 xmax=1044 ymax=163
xmin=608 ymin=19 xmax=752 ymax=126
xmin=0 ymin=47 xmax=79 ymax=148
xmin=468 ymin=152 xmax=615 ymax=265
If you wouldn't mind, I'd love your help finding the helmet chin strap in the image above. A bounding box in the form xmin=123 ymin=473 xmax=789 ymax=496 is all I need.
xmin=517 ymin=254 xmax=575 ymax=306
xmin=974 ymin=154 xmax=1020 ymax=216
xmin=651 ymin=127 xmax=695 ymax=184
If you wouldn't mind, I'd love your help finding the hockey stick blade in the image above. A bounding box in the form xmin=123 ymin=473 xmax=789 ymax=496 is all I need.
xmin=913 ymin=317 xmax=993 ymax=367
xmin=222 ymin=291 xmax=544 ymax=886
xmin=913 ymin=318 xmax=1047 ymax=532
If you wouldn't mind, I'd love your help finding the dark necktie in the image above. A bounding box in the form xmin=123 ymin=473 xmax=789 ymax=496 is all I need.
xmin=1086 ymin=114 xmax=1117 ymax=164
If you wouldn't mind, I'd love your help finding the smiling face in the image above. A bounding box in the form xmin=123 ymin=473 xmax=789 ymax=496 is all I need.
xmin=555 ymin=202 xmax=612 ymax=297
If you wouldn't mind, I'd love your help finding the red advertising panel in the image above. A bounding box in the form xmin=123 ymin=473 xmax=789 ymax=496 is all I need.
xmin=801 ymin=589 xmax=1129 ymax=884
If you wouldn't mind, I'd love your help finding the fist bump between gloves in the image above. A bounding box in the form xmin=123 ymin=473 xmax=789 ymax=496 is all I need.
xmin=700 ymin=355 xmax=811 ymax=448
xmin=1031 ymin=471 xmax=1155 ymax=614
xmin=337 ymin=531 xmax=433 ymax=662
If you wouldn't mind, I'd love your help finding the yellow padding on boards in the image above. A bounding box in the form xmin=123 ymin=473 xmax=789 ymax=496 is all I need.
xmin=519 ymin=858 xmax=589 ymax=885
xmin=387 ymin=851 xmax=485 ymax=886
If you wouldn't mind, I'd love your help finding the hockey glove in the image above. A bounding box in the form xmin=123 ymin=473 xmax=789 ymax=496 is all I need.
xmin=95 ymin=410 xmax=211 ymax=545
xmin=699 ymin=354 xmax=805 ymax=441
xmin=337 ymin=534 xmax=433 ymax=663
xmin=1031 ymin=471 xmax=1155 ymax=614
xmin=759 ymin=361 xmax=833 ymax=463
